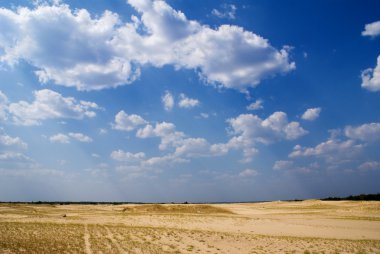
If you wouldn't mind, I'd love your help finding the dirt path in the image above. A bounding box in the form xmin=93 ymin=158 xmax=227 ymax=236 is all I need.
xmin=84 ymin=224 xmax=92 ymax=254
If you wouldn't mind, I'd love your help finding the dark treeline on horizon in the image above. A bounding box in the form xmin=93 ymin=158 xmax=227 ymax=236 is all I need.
xmin=322 ymin=193 xmax=380 ymax=201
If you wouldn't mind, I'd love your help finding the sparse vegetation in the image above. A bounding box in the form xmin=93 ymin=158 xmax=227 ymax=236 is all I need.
xmin=0 ymin=202 xmax=379 ymax=253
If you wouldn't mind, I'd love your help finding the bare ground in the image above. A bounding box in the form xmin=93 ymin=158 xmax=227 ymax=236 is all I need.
xmin=0 ymin=200 xmax=379 ymax=253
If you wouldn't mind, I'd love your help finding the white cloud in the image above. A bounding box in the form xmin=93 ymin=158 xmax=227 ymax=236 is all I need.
xmin=362 ymin=20 xmax=380 ymax=38
xmin=247 ymin=99 xmax=263 ymax=111
xmin=361 ymin=56 xmax=380 ymax=92
xmin=289 ymin=139 xmax=363 ymax=162
xmin=358 ymin=161 xmax=380 ymax=171
xmin=178 ymin=93 xmax=200 ymax=108
xmin=0 ymin=4 xmax=139 ymax=91
xmin=344 ymin=122 xmax=380 ymax=142
xmin=162 ymin=91 xmax=174 ymax=111
xmin=8 ymin=89 xmax=99 ymax=125
xmin=142 ymin=154 xmax=188 ymax=167
xmin=0 ymin=91 xmax=8 ymax=121
xmin=112 ymin=110 xmax=147 ymax=131
xmin=174 ymin=137 xmax=210 ymax=157
xmin=49 ymin=133 xmax=70 ymax=143
xmin=50 ymin=132 xmax=92 ymax=143
xmin=0 ymin=1 xmax=294 ymax=91
xmin=229 ymin=112 xmax=307 ymax=144
xmin=110 ymin=150 xmax=145 ymax=162
xmin=211 ymin=112 xmax=307 ymax=162
xmin=0 ymin=134 xmax=27 ymax=149
xmin=301 ymin=107 xmax=321 ymax=121
xmin=211 ymin=4 xmax=237 ymax=20
xmin=68 ymin=132 xmax=93 ymax=143
xmin=273 ymin=160 xmax=293 ymax=170
xmin=137 ymin=122 xmax=185 ymax=150
xmin=238 ymin=169 xmax=258 ymax=177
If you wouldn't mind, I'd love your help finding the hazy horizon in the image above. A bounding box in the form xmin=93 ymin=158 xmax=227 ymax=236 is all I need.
xmin=0 ymin=0 xmax=379 ymax=202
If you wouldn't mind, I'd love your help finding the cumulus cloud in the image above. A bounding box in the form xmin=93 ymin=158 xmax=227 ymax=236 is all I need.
xmin=362 ymin=20 xmax=380 ymax=38
xmin=162 ymin=91 xmax=174 ymax=111
xmin=178 ymin=93 xmax=200 ymax=108
xmin=211 ymin=112 xmax=307 ymax=162
xmin=137 ymin=122 xmax=186 ymax=150
xmin=289 ymin=139 xmax=363 ymax=163
xmin=49 ymin=133 xmax=70 ymax=143
xmin=361 ymin=56 xmax=380 ymax=92
xmin=0 ymin=4 xmax=139 ymax=90
xmin=112 ymin=110 xmax=147 ymax=131
xmin=0 ymin=134 xmax=28 ymax=149
xmin=68 ymin=132 xmax=93 ymax=143
xmin=301 ymin=107 xmax=321 ymax=121
xmin=344 ymin=123 xmax=380 ymax=142
xmin=229 ymin=112 xmax=307 ymax=144
xmin=110 ymin=150 xmax=145 ymax=162
xmin=8 ymin=89 xmax=99 ymax=125
xmin=246 ymin=99 xmax=263 ymax=111
xmin=50 ymin=132 xmax=92 ymax=143
xmin=0 ymin=0 xmax=294 ymax=91
xmin=211 ymin=4 xmax=237 ymax=20
xmin=0 ymin=152 xmax=32 ymax=162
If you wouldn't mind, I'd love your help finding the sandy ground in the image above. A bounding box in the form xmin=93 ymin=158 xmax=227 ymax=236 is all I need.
xmin=0 ymin=200 xmax=379 ymax=253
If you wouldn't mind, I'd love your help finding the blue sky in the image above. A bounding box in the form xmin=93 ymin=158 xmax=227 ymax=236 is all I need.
xmin=0 ymin=0 xmax=379 ymax=202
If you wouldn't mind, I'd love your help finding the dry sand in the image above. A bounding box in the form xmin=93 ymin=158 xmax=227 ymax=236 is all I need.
xmin=0 ymin=200 xmax=379 ymax=253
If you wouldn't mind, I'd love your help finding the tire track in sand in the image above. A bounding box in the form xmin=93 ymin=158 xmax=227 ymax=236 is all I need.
xmin=84 ymin=224 xmax=92 ymax=254
xmin=105 ymin=226 xmax=127 ymax=253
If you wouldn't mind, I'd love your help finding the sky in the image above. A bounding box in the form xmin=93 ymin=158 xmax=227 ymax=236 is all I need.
xmin=0 ymin=0 xmax=379 ymax=202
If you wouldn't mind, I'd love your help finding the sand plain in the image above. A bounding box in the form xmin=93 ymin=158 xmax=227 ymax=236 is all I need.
xmin=0 ymin=200 xmax=379 ymax=253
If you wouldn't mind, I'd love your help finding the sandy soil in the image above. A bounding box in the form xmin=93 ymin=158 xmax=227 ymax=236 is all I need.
xmin=0 ymin=200 xmax=379 ymax=253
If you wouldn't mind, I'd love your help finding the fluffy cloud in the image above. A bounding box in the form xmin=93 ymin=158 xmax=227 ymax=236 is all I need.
xmin=8 ymin=89 xmax=99 ymax=125
xmin=112 ymin=110 xmax=147 ymax=131
xmin=162 ymin=91 xmax=174 ymax=111
xmin=211 ymin=112 xmax=307 ymax=162
xmin=247 ymin=99 xmax=263 ymax=111
xmin=0 ymin=0 xmax=294 ymax=91
xmin=137 ymin=122 xmax=186 ymax=150
xmin=228 ymin=112 xmax=307 ymax=144
xmin=49 ymin=133 xmax=70 ymax=143
xmin=110 ymin=150 xmax=145 ymax=162
xmin=0 ymin=152 xmax=32 ymax=162
xmin=289 ymin=139 xmax=363 ymax=162
xmin=50 ymin=132 xmax=92 ymax=143
xmin=0 ymin=134 xmax=28 ymax=149
xmin=211 ymin=4 xmax=237 ymax=20
xmin=344 ymin=123 xmax=380 ymax=142
xmin=0 ymin=4 xmax=139 ymax=90
xmin=361 ymin=56 xmax=380 ymax=92
xmin=178 ymin=93 xmax=200 ymax=108
xmin=301 ymin=107 xmax=321 ymax=121
xmin=362 ymin=20 xmax=380 ymax=37
xmin=68 ymin=132 xmax=93 ymax=143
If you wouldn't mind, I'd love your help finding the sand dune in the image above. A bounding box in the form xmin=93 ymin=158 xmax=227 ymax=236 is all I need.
xmin=0 ymin=200 xmax=379 ymax=253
